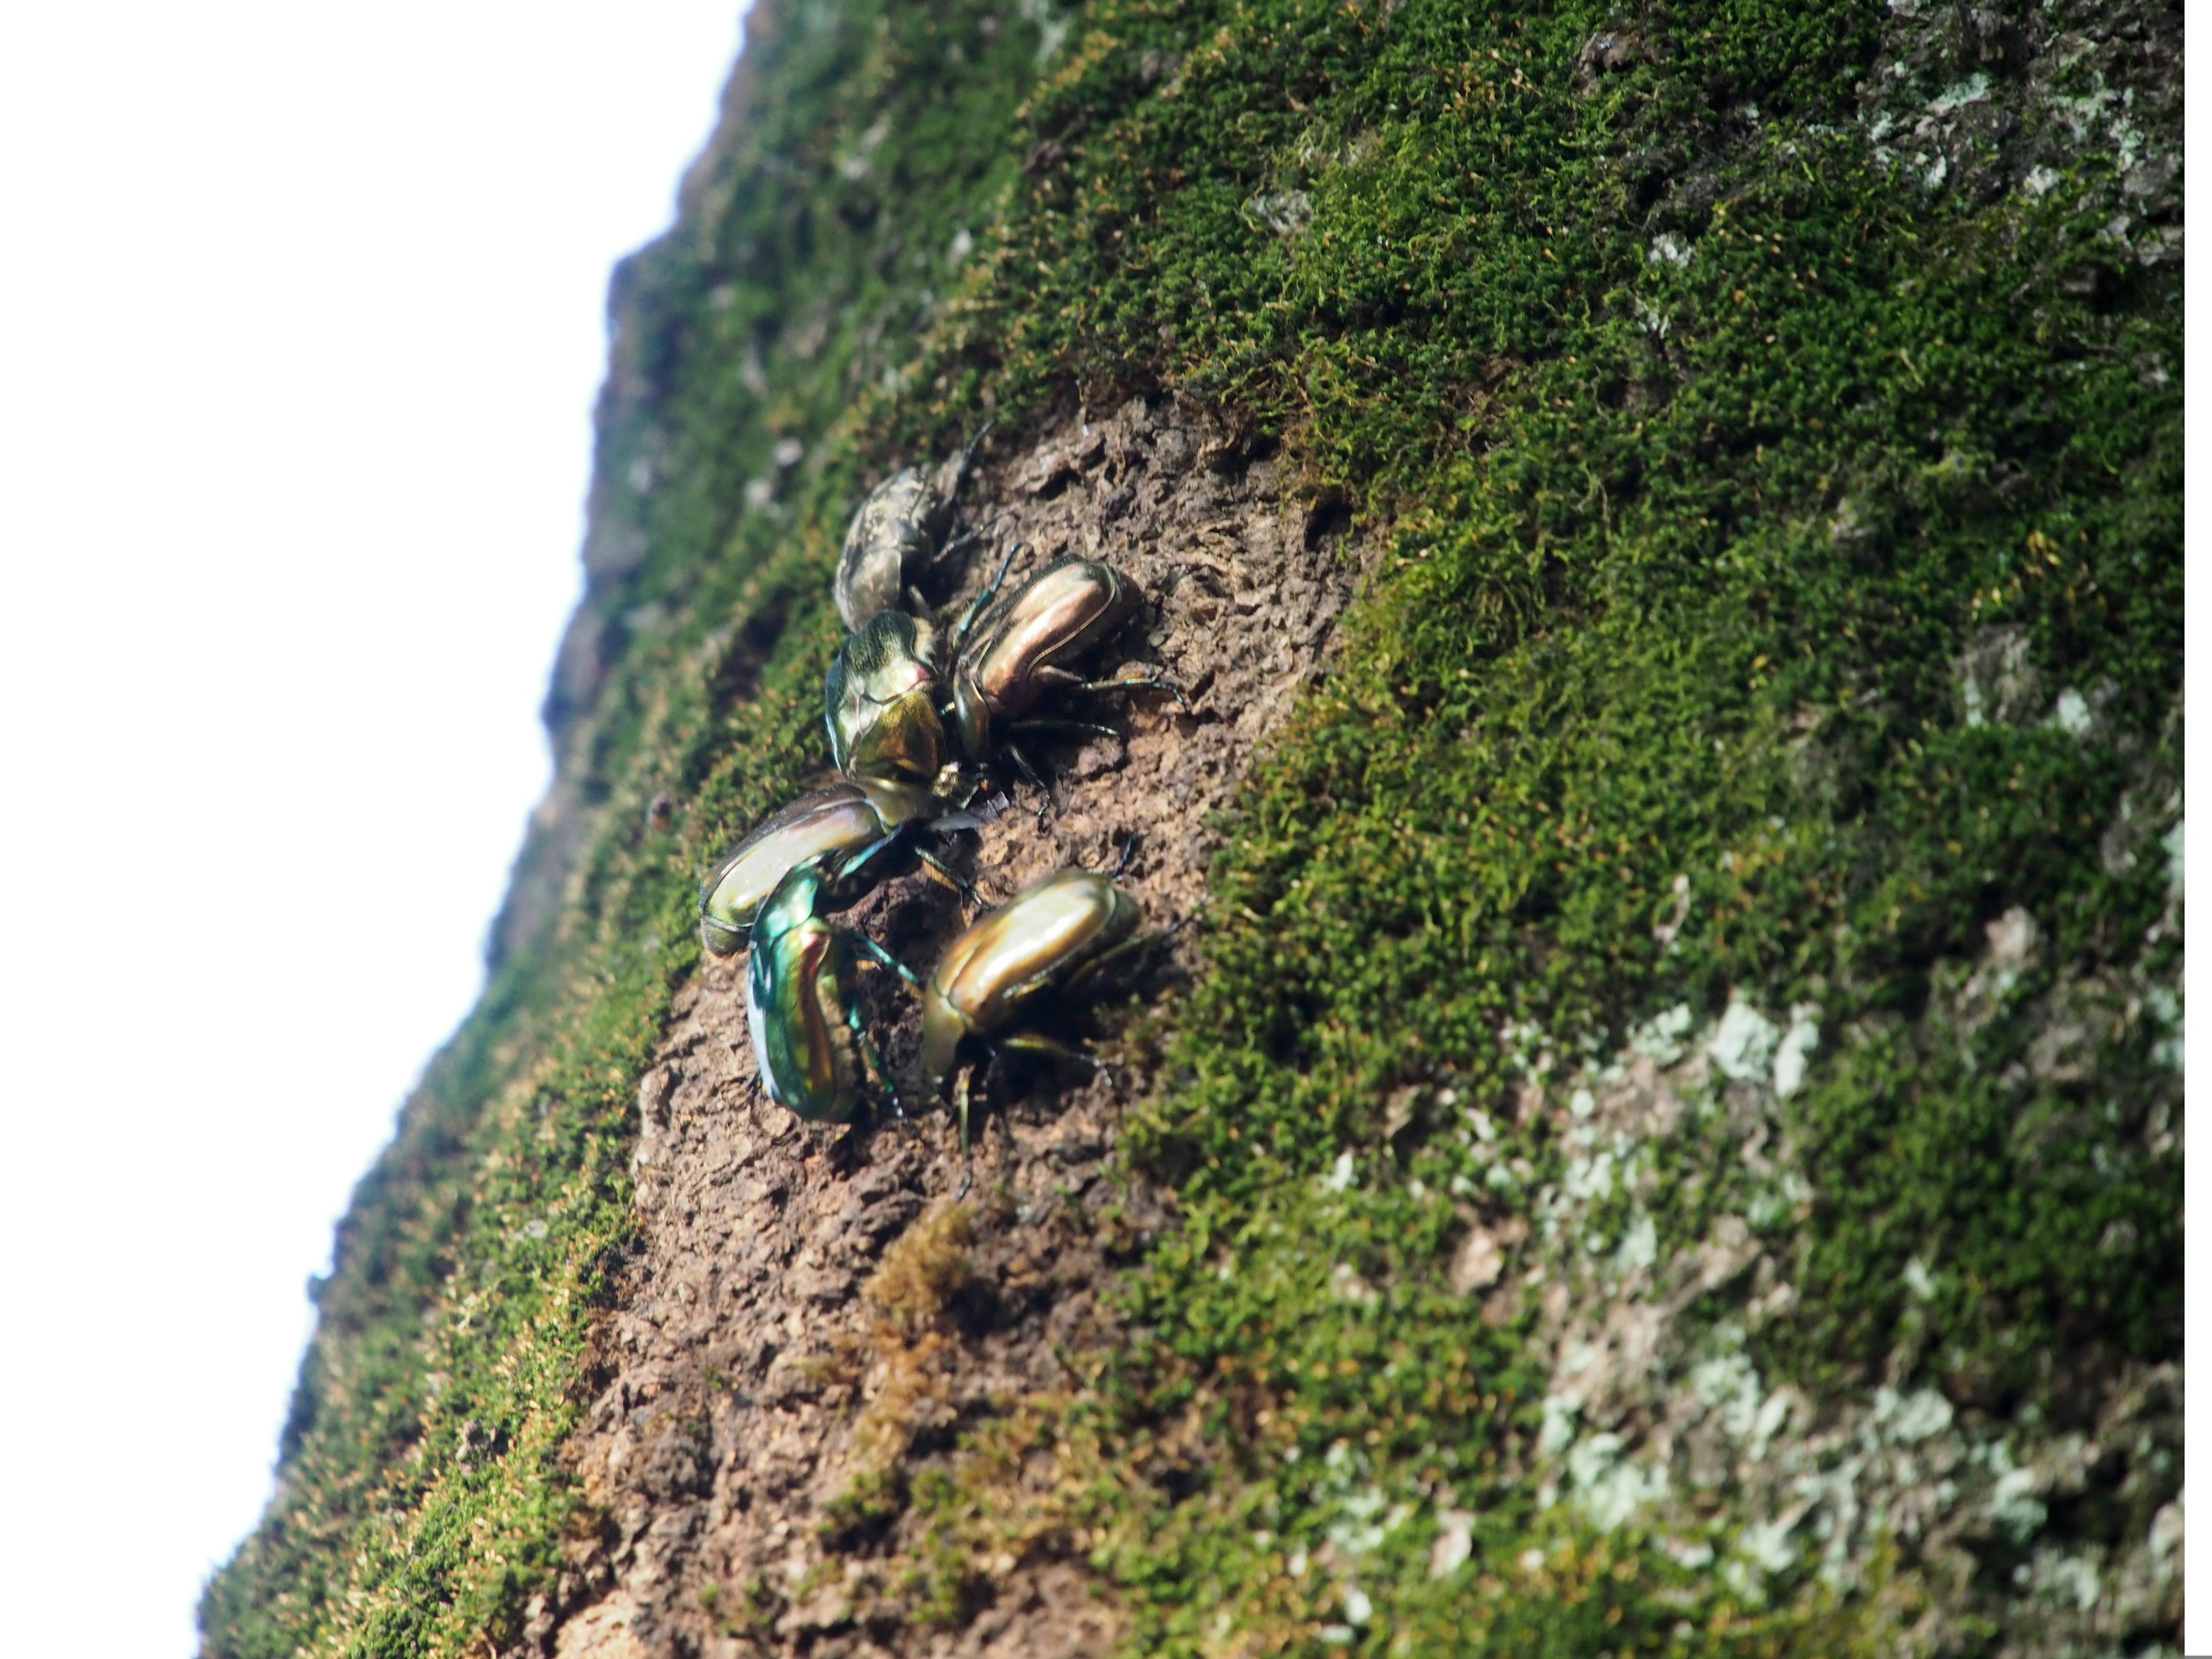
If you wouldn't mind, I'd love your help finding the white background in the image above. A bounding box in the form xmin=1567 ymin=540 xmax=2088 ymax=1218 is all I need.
xmin=0 ymin=5 xmax=748 ymax=1652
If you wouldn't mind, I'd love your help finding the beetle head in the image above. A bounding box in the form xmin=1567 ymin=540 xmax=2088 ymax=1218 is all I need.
xmin=918 ymin=987 xmax=974 ymax=1100
xmin=950 ymin=669 xmax=993 ymax=762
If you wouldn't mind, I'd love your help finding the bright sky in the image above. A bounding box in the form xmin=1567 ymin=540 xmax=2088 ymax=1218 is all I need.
xmin=0 ymin=5 xmax=748 ymax=1652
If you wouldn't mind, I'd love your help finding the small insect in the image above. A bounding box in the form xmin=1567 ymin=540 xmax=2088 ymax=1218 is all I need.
xmin=832 ymin=423 xmax=994 ymax=631
xmin=942 ymin=553 xmax=1184 ymax=809
xmin=823 ymin=611 xmax=952 ymax=800
xmin=918 ymin=862 xmax=1169 ymax=1164
xmin=747 ymin=849 xmax=922 ymax=1126
xmin=697 ymin=780 xmax=972 ymax=956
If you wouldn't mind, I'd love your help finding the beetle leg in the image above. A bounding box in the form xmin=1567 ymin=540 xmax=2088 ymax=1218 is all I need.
xmin=1010 ymin=715 xmax=1122 ymax=733
xmin=949 ymin=541 xmax=1023 ymax=650
xmin=1075 ymin=671 xmax=1191 ymax=711
xmin=954 ymin=1066 xmax=977 ymax=1195
xmin=829 ymin=828 xmax=911 ymax=896
xmin=1103 ymin=834 xmax=1138 ymax=880
xmin=1060 ymin=925 xmax=1178 ymax=993
xmin=921 ymin=512 xmax=997 ymax=571
xmin=1006 ymin=718 xmax=1122 ymax=740
xmin=998 ymin=1031 xmax=1112 ymax=1091
xmin=850 ymin=930 xmax=922 ymax=988
xmin=851 ymin=1012 xmax=915 ymax=1132
xmin=999 ymin=741 xmax=1056 ymax=824
xmin=1024 ymin=665 xmax=1187 ymax=710
xmin=957 ymin=415 xmax=997 ymax=473
xmin=915 ymin=847 xmax=983 ymax=911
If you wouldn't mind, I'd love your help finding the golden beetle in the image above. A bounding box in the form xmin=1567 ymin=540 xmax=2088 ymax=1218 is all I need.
xmin=919 ymin=865 xmax=1166 ymax=1161
xmin=824 ymin=551 xmax=1183 ymax=820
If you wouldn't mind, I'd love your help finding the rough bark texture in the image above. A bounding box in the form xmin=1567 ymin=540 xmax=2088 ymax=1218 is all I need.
xmin=555 ymin=404 xmax=1358 ymax=1657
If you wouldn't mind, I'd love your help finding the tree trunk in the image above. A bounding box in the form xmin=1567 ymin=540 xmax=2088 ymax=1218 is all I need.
xmin=202 ymin=0 xmax=2183 ymax=1654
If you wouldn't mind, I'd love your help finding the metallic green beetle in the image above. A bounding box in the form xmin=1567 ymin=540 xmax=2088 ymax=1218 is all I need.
xmin=823 ymin=610 xmax=951 ymax=800
xmin=696 ymin=779 xmax=967 ymax=956
xmin=832 ymin=422 xmax=994 ymax=631
xmin=918 ymin=865 xmax=1161 ymax=1158
xmin=747 ymin=849 xmax=921 ymax=1125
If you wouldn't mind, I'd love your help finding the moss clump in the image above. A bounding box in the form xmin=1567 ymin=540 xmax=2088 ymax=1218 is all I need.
xmin=880 ymin=0 xmax=2180 ymax=1648
xmin=820 ymin=1203 xmax=982 ymax=1544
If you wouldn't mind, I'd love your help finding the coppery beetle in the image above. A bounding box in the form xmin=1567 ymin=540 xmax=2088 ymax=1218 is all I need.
xmin=697 ymin=779 xmax=973 ymax=956
xmin=747 ymin=849 xmax=921 ymax=1126
xmin=823 ymin=611 xmax=952 ymax=801
xmin=832 ymin=423 xmax=994 ymax=631
xmin=918 ymin=864 xmax=1164 ymax=1161
xmin=941 ymin=554 xmax=1184 ymax=813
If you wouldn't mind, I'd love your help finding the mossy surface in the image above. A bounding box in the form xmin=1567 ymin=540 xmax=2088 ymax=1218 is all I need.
xmin=203 ymin=0 xmax=2181 ymax=1652
xmin=892 ymin=0 xmax=2180 ymax=1647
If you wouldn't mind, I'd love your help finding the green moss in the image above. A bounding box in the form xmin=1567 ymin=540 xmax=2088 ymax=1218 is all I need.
xmin=888 ymin=0 xmax=2179 ymax=1647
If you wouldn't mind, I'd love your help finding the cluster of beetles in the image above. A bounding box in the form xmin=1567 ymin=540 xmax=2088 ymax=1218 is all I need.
xmin=695 ymin=430 xmax=1181 ymax=1177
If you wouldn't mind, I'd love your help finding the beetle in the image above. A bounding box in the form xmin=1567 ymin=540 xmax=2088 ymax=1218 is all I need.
xmin=697 ymin=779 xmax=974 ymax=956
xmin=918 ymin=863 xmax=1167 ymax=1165
xmin=823 ymin=610 xmax=953 ymax=801
xmin=942 ymin=553 xmax=1184 ymax=813
xmin=747 ymin=849 xmax=922 ymax=1127
xmin=826 ymin=551 xmax=1181 ymax=818
xmin=832 ymin=422 xmax=994 ymax=631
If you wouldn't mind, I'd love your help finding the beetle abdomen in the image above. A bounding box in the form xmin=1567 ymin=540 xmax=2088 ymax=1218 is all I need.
xmin=835 ymin=468 xmax=934 ymax=630
xmin=699 ymin=785 xmax=886 ymax=953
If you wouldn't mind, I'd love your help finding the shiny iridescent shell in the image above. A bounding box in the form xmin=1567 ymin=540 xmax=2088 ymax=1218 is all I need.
xmin=698 ymin=785 xmax=890 ymax=955
xmin=950 ymin=558 xmax=1141 ymax=757
xmin=825 ymin=611 xmax=949 ymax=790
xmin=919 ymin=866 xmax=1139 ymax=1088
xmin=746 ymin=855 xmax=869 ymax=1122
